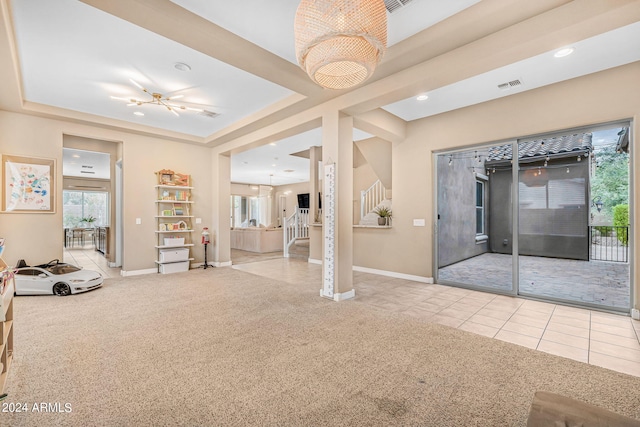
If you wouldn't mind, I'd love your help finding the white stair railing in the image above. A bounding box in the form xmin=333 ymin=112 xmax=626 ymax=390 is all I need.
xmin=360 ymin=180 xmax=386 ymax=220
xmin=283 ymin=207 xmax=310 ymax=258
xmin=297 ymin=208 xmax=309 ymax=239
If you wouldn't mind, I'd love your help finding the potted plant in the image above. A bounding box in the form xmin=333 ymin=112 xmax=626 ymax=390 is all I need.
xmin=374 ymin=206 xmax=392 ymax=226
xmin=81 ymin=215 xmax=97 ymax=227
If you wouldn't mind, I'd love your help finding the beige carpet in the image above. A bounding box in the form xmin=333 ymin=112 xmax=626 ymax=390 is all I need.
xmin=5 ymin=266 xmax=640 ymax=426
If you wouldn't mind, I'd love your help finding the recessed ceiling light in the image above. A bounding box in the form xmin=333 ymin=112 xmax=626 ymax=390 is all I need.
xmin=269 ymin=143 xmax=277 ymax=146
xmin=174 ymin=62 xmax=191 ymax=71
xmin=416 ymin=94 xmax=429 ymax=101
xmin=72 ymin=154 xmax=80 ymax=158
xmin=284 ymin=169 xmax=295 ymax=173
xmin=271 ymin=164 xmax=276 ymax=167
xmin=134 ymin=111 xmax=144 ymax=116
xmin=554 ymin=47 xmax=574 ymax=58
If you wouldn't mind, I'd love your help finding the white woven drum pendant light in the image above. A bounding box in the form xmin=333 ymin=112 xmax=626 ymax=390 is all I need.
xmin=294 ymin=0 xmax=387 ymax=90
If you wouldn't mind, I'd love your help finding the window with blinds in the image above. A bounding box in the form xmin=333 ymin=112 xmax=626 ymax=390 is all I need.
xmin=519 ymin=175 xmax=586 ymax=236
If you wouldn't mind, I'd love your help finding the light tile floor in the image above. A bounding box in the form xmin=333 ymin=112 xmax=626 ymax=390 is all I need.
xmin=63 ymin=245 xmax=121 ymax=279
xmin=233 ymin=258 xmax=640 ymax=378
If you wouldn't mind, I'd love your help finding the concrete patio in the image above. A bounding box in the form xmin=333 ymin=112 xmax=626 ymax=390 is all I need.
xmin=438 ymin=253 xmax=630 ymax=310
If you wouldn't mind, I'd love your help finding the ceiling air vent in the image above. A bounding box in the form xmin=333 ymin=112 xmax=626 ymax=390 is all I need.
xmin=497 ymin=79 xmax=523 ymax=91
xmin=80 ymin=170 xmax=95 ymax=174
xmin=384 ymin=0 xmax=414 ymax=13
xmin=199 ymin=110 xmax=219 ymax=119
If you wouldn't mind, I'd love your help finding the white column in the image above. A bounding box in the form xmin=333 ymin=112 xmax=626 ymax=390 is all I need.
xmin=211 ymin=152 xmax=231 ymax=267
xmin=309 ymin=146 xmax=321 ymax=222
xmin=321 ymin=111 xmax=354 ymax=301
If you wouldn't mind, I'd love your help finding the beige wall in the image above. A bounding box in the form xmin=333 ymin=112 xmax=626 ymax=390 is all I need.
xmin=272 ymin=181 xmax=311 ymax=223
xmin=357 ymin=62 xmax=639 ymax=308
xmin=0 ymin=110 xmax=212 ymax=273
xmin=354 ymin=137 xmax=392 ymax=189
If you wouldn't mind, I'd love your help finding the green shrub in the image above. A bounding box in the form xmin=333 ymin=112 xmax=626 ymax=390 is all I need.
xmin=613 ymin=204 xmax=629 ymax=246
xmin=594 ymin=225 xmax=611 ymax=236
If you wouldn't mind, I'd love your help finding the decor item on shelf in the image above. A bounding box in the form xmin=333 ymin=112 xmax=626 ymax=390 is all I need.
xmin=374 ymin=206 xmax=392 ymax=226
xmin=110 ymin=79 xmax=211 ymax=117
xmin=173 ymin=204 xmax=184 ymax=216
xmin=155 ymin=169 xmax=191 ymax=187
xmin=294 ymin=0 xmax=387 ymax=90
xmin=164 ymin=237 xmax=185 ymax=246
xmin=174 ymin=173 xmax=190 ymax=187
xmin=157 ymin=169 xmax=175 ymax=185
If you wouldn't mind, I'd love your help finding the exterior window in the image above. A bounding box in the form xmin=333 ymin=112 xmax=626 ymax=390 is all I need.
xmin=476 ymin=180 xmax=485 ymax=235
xmin=63 ymin=190 xmax=109 ymax=228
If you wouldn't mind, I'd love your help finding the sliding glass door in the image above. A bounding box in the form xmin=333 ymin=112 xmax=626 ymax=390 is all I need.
xmin=435 ymin=123 xmax=631 ymax=311
xmin=436 ymin=143 xmax=514 ymax=294
xmin=516 ymin=126 xmax=631 ymax=310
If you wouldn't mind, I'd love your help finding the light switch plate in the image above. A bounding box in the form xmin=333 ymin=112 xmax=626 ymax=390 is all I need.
xmin=413 ymin=219 xmax=426 ymax=227
xmin=135 ymin=218 xmax=141 ymax=225
xmin=195 ymin=218 xmax=202 ymax=224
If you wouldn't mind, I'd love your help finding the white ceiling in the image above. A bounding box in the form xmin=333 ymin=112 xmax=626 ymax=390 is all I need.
xmin=11 ymin=0 xmax=294 ymax=138
xmin=383 ymin=22 xmax=640 ymax=121
xmin=170 ymin=0 xmax=481 ymax=64
xmin=7 ymin=1 xmax=639 ymax=186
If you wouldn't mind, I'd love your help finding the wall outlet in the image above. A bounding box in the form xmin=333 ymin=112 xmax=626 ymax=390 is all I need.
xmin=413 ymin=219 xmax=425 ymax=227
xmin=135 ymin=218 xmax=141 ymax=225
xmin=195 ymin=218 xmax=202 ymax=224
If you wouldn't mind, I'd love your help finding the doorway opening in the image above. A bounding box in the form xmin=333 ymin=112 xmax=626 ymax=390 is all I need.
xmin=62 ymin=136 xmax=122 ymax=277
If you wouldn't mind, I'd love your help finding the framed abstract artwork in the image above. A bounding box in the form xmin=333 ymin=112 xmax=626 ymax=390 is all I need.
xmin=2 ymin=155 xmax=56 ymax=213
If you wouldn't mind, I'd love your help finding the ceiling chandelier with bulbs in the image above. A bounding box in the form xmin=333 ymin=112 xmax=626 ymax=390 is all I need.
xmin=110 ymin=79 xmax=204 ymax=117
xmin=294 ymin=0 xmax=387 ymax=90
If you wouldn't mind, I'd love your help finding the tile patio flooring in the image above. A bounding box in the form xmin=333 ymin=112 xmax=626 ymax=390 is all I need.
xmin=234 ymin=257 xmax=640 ymax=378
xmin=438 ymin=253 xmax=630 ymax=309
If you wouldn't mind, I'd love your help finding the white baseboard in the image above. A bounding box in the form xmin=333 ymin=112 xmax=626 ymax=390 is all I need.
xmin=213 ymin=261 xmax=232 ymax=267
xmin=120 ymin=268 xmax=156 ymax=277
xmin=352 ymin=266 xmax=434 ymax=284
xmin=319 ymin=288 xmax=356 ymax=301
xmin=309 ymin=260 xmax=433 ymax=283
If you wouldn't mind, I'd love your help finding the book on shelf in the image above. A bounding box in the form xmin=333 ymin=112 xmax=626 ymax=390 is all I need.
xmin=173 ymin=204 xmax=184 ymax=216
xmin=162 ymin=210 xmax=173 ymax=216
xmin=175 ymin=190 xmax=189 ymax=201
